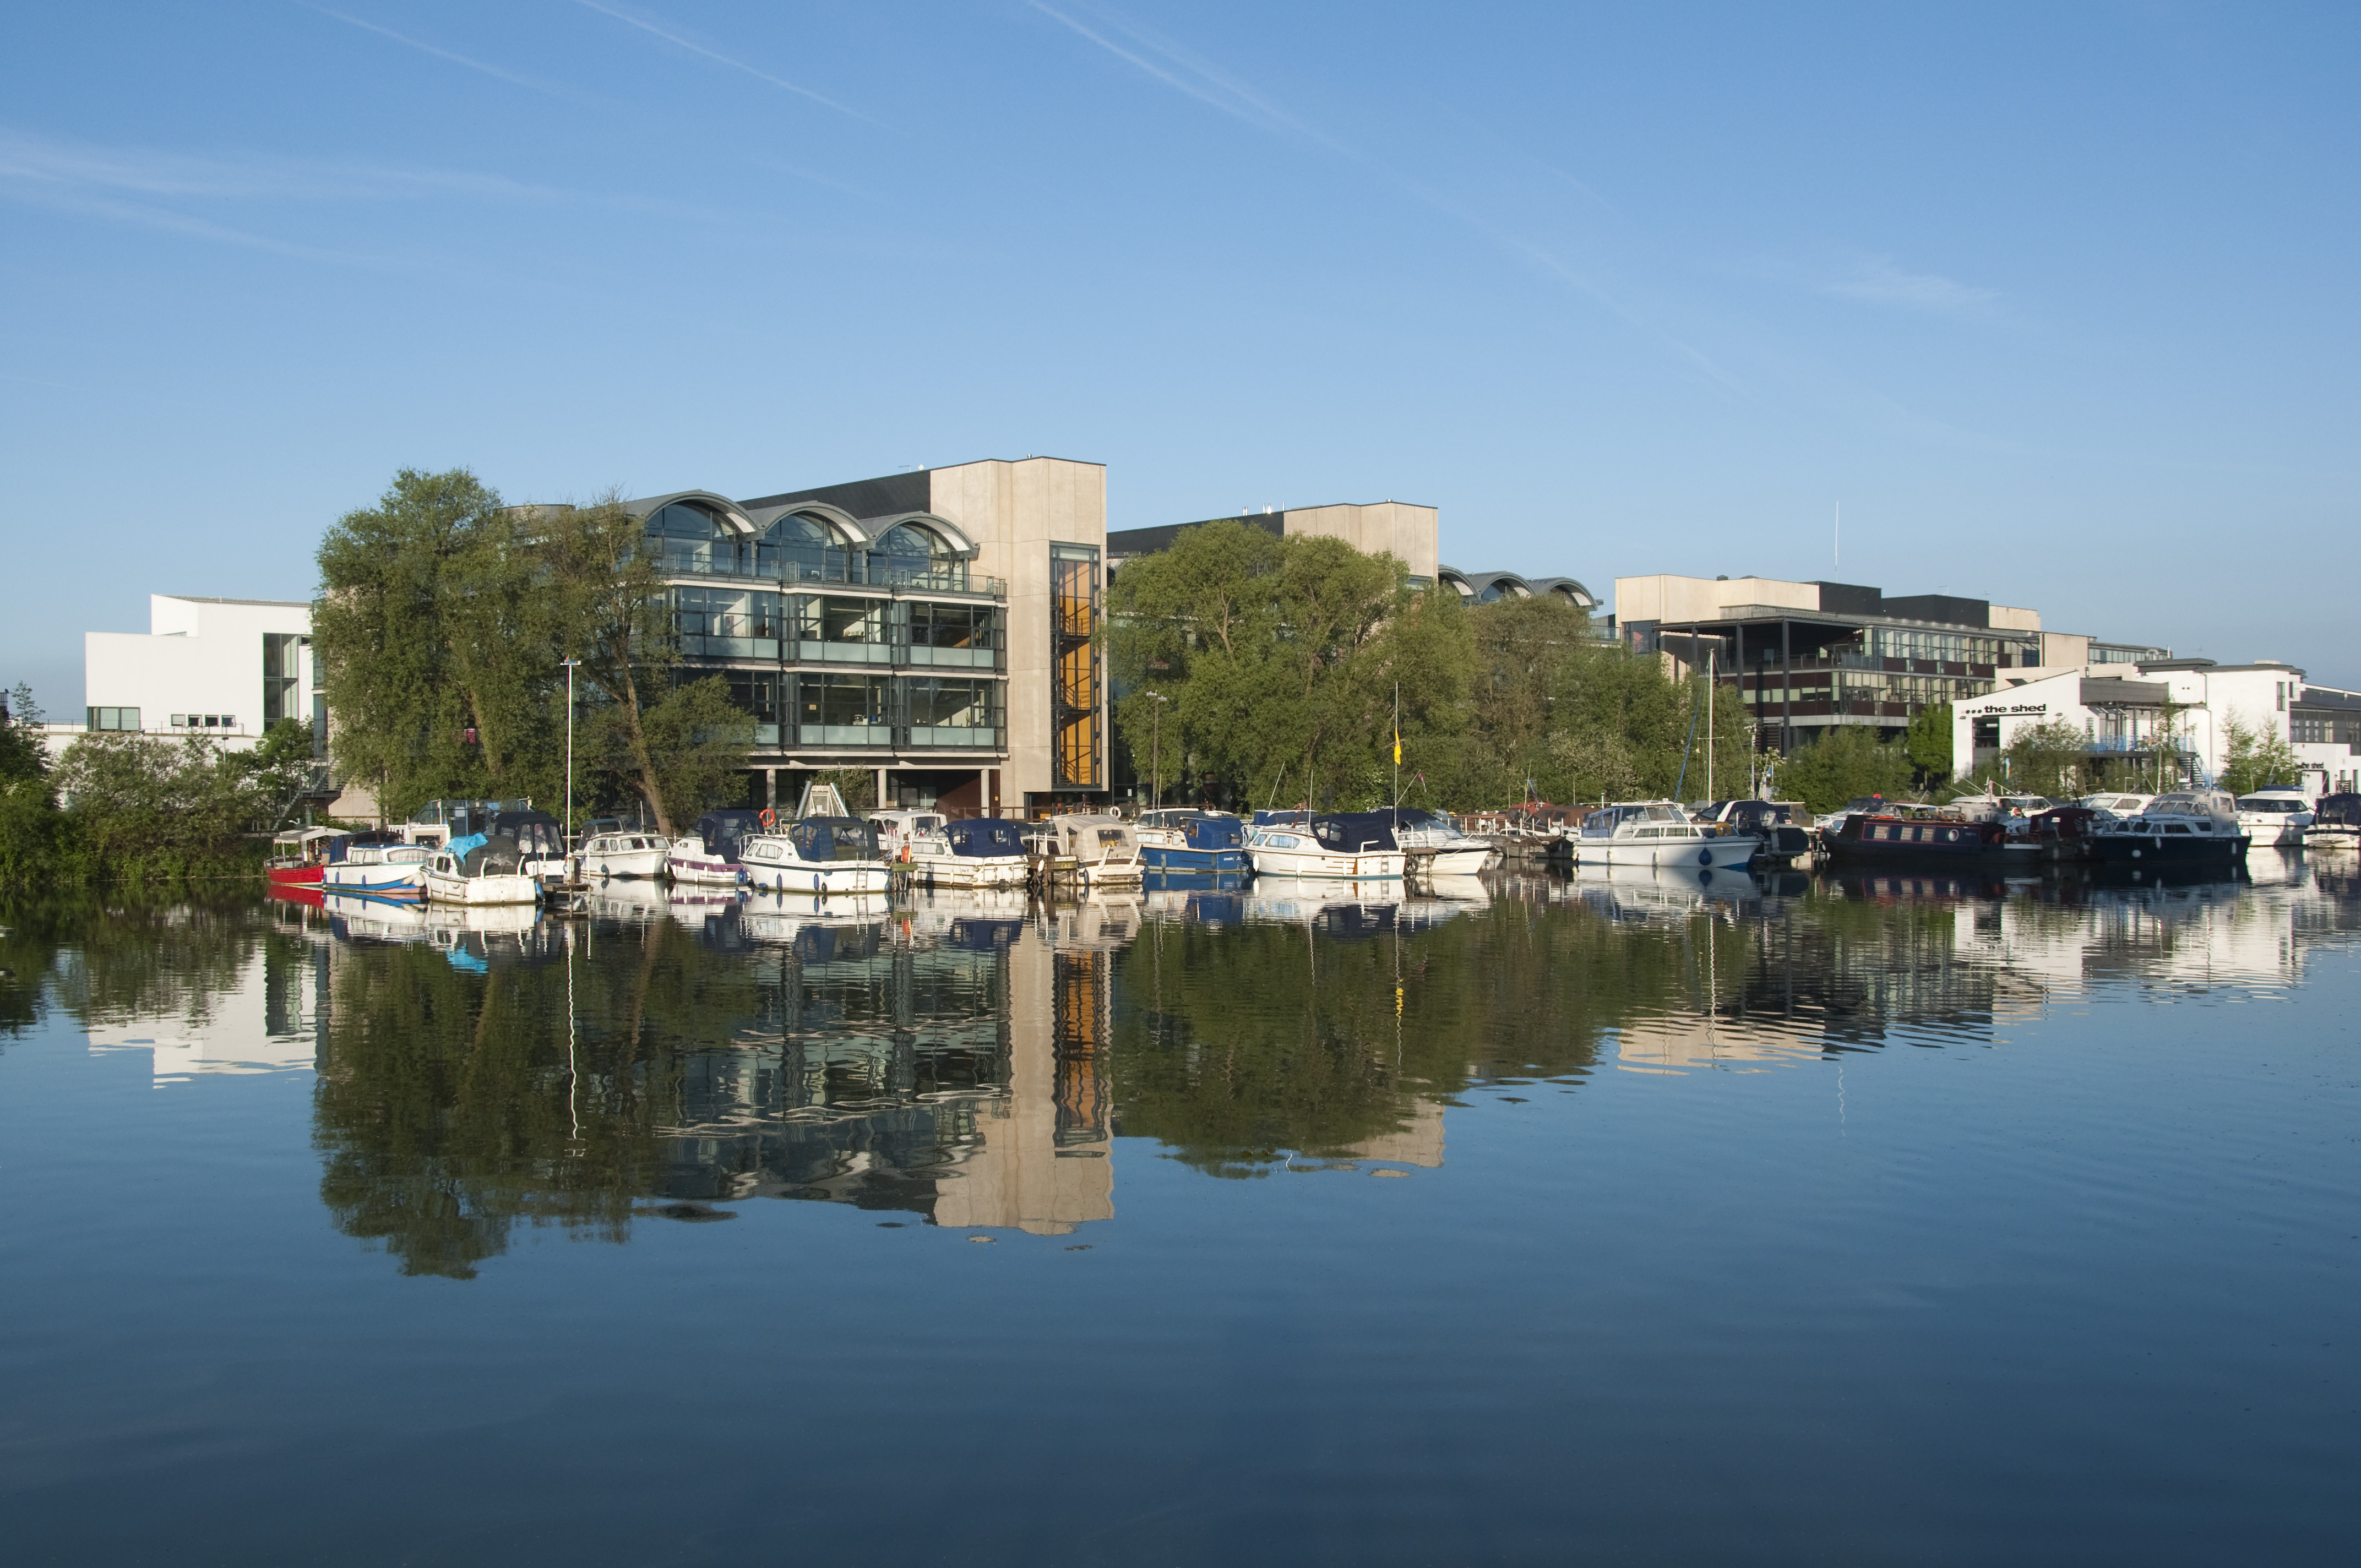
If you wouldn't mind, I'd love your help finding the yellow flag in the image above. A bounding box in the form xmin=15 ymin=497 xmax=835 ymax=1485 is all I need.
xmin=1392 ymin=729 xmax=1402 ymax=766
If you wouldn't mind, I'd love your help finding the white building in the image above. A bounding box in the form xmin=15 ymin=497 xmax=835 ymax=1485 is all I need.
xmin=83 ymin=595 xmax=318 ymax=749
xmin=1952 ymin=658 xmax=2361 ymax=794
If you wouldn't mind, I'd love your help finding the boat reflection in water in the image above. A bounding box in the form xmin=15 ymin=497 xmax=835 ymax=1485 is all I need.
xmin=182 ymin=853 xmax=2347 ymax=1277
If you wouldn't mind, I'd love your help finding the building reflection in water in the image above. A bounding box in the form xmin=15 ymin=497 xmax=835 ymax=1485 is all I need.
xmin=10 ymin=854 xmax=2352 ymax=1278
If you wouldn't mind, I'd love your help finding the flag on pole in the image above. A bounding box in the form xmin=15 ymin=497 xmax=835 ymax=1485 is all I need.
xmin=1392 ymin=726 xmax=1401 ymax=766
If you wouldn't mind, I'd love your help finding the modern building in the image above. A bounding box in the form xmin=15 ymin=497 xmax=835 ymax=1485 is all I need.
xmin=1612 ymin=574 xmax=2169 ymax=753
xmin=1437 ymin=568 xmax=1600 ymax=611
xmin=1951 ymin=658 xmax=2361 ymax=793
xmin=81 ymin=594 xmax=322 ymax=749
xmin=615 ymin=455 xmax=1109 ymax=814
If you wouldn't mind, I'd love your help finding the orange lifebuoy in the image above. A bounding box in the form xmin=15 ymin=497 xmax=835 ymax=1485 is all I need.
xmin=759 ymin=808 xmax=777 ymax=828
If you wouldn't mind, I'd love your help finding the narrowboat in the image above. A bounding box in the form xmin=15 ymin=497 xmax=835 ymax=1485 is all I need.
xmin=1823 ymin=810 xmax=2013 ymax=866
xmin=1134 ymin=808 xmax=1248 ymax=873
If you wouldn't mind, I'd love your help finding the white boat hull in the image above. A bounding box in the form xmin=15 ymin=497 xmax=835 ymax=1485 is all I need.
xmin=911 ymin=852 xmax=1030 ymax=889
xmin=1575 ymin=835 xmax=1721 ymax=869
xmin=577 ymin=846 xmax=670 ymax=879
xmin=422 ymin=870 xmax=541 ymax=906
xmin=1248 ymin=845 xmax=1407 ymax=880
xmin=666 ymin=851 xmax=744 ymax=887
xmin=1412 ymin=845 xmax=1495 ymax=876
xmin=743 ymin=861 xmax=891 ymax=895
xmin=323 ymin=863 xmax=425 ymax=895
xmin=2304 ymin=825 xmax=2358 ymax=851
xmin=2237 ymin=815 xmax=2310 ymax=846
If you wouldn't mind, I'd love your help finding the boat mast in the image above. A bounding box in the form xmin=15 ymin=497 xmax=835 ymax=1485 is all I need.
xmin=1706 ymin=647 xmax=1715 ymax=803
xmin=1392 ymin=681 xmax=1402 ymax=808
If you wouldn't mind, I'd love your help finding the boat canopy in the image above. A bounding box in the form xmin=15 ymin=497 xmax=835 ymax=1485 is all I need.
xmin=485 ymin=808 xmax=565 ymax=858
xmin=1180 ymin=815 xmax=1243 ymax=850
xmin=786 ymin=817 xmax=882 ymax=863
xmin=2315 ymin=793 xmax=2361 ymax=826
xmin=1252 ymin=809 xmax=1310 ymax=827
xmin=447 ymin=832 xmax=523 ymax=875
xmin=943 ymin=818 xmax=1026 ymax=856
xmin=694 ymin=809 xmax=767 ymax=862
xmin=1310 ymin=812 xmax=1399 ymax=853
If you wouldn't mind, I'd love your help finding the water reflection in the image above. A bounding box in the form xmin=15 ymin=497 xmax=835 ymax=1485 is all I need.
xmin=3 ymin=855 xmax=2356 ymax=1277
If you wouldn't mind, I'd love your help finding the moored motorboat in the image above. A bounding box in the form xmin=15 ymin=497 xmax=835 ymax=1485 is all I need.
xmin=907 ymin=816 xmax=1031 ymax=888
xmin=666 ymin=809 xmax=763 ymax=887
xmin=1134 ymin=808 xmax=1249 ymax=873
xmin=1690 ymin=800 xmax=1815 ymax=865
xmin=867 ymin=808 xmax=948 ymax=860
xmin=1383 ymin=808 xmax=1495 ymax=875
xmin=1041 ymin=813 xmax=1146 ymax=886
xmin=1823 ymin=809 xmax=2012 ymax=867
xmin=2234 ymin=785 xmax=2315 ymax=847
xmin=2087 ymin=788 xmax=2248 ymax=868
xmin=322 ymin=833 xmax=431 ymax=897
xmin=2303 ymin=792 xmax=2360 ymax=851
xmin=422 ymin=832 xmax=543 ymax=905
xmin=1571 ymin=802 xmax=1724 ymax=869
xmin=1244 ymin=810 xmax=1407 ymax=880
xmin=574 ymin=829 xmax=670 ymax=880
xmin=739 ymin=814 xmax=892 ymax=895
xmin=265 ymin=826 xmax=345 ymax=888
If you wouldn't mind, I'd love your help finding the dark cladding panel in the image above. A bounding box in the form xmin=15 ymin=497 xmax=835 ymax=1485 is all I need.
xmin=741 ymin=471 xmax=933 ymax=522
xmin=1815 ymin=581 xmax=1884 ymax=617
xmin=1107 ymin=515 xmax=1285 ymax=559
xmin=1879 ymin=594 xmax=1989 ymax=628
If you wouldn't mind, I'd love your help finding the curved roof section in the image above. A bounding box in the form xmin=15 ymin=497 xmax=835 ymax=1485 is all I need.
xmin=1441 ymin=568 xmax=1535 ymax=603
xmin=1528 ymin=576 xmax=1600 ymax=608
xmin=741 ymin=498 xmax=871 ymax=545
xmin=621 ymin=489 xmax=760 ymax=535
xmin=863 ymin=510 xmax=979 ymax=559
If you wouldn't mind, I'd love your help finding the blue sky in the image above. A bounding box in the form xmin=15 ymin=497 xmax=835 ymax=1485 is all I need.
xmin=3 ymin=1 xmax=2354 ymax=714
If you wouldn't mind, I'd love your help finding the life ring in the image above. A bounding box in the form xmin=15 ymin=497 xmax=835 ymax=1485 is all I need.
xmin=759 ymin=808 xmax=777 ymax=828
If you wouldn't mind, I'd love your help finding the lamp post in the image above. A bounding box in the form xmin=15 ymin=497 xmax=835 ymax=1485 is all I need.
xmin=561 ymin=657 xmax=581 ymax=846
xmin=1144 ymin=691 xmax=1168 ymax=809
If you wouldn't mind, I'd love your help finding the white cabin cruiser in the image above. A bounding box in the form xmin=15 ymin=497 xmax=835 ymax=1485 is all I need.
xmin=322 ymin=835 xmax=432 ymax=897
xmin=1572 ymin=802 xmax=1725 ymax=869
xmin=2303 ymin=792 xmax=2359 ymax=851
xmin=575 ymin=829 xmax=670 ymax=880
xmin=868 ymin=808 xmax=948 ymax=860
xmin=666 ymin=809 xmax=763 ymax=887
xmin=1041 ymin=813 xmax=1146 ymax=886
xmin=739 ymin=815 xmax=891 ymax=895
xmin=2234 ymin=786 xmax=2315 ymax=846
xmin=1382 ymin=808 xmax=1495 ymax=875
xmin=1244 ymin=810 xmax=1407 ymax=880
xmin=907 ymin=816 xmax=1030 ymax=888
xmin=2077 ymin=792 xmax=2156 ymax=821
xmin=422 ymin=832 xmax=543 ymax=906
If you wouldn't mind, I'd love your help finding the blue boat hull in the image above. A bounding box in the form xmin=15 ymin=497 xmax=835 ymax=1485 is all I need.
xmin=1141 ymin=845 xmax=1248 ymax=872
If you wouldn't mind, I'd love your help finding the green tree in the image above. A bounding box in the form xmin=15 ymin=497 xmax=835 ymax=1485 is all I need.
xmin=2218 ymin=710 xmax=2303 ymax=796
xmin=313 ymin=469 xmax=559 ymax=818
xmin=1904 ymin=701 xmax=1953 ymax=790
xmin=541 ymin=497 xmax=751 ymax=835
xmin=2000 ymin=717 xmax=2088 ymax=799
xmin=49 ymin=732 xmax=265 ymax=878
xmin=1775 ymin=726 xmax=1917 ymax=812
xmin=0 ymin=683 xmax=46 ymax=783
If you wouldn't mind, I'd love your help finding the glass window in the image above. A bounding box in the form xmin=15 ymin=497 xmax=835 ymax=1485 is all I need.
xmin=798 ymin=674 xmax=891 ymax=744
xmin=758 ymin=511 xmax=856 ymax=584
xmin=644 ymin=502 xmax=743 ymax=576
xmin=86 ymin=706 xmax=140 ymax=732
xmin=868 ymin=521 xmax=961 ymax=589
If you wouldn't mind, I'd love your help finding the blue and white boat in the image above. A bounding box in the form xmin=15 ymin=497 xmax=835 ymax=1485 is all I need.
xmin=1571 ymin=801 xmax=1722 ymax=869
xmin=321 ymin=834 xmax=432 ymax=897
xmin=907 ymin=816 xmax=1030 ymax=888
xmin=1244 ymin=810 xmax=1407 ymax=880
xmin=1134 ymin=809 xmax=1248 ymax=873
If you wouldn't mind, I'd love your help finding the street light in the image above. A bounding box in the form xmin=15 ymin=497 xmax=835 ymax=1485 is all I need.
xmin=561 ymin=657 xmax=581 ymax=847
xmin=1144 ymin=691 xmax=1168 ymax=809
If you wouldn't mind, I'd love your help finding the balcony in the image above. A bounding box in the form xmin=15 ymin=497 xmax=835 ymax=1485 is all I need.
xmin=654 ymin=541 xmax=1007 ymax=601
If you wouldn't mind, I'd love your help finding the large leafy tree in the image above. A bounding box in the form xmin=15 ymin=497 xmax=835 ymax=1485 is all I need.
xmin=1775 ymin=726 xmax=1917 ymax=812
xmin=2218 ymin=710 xmax=2303 ymax=796
xmin=313 ymin=469 xmax=560 ymax=818
xmin=538 ymin=497 xmax=751 ymax=835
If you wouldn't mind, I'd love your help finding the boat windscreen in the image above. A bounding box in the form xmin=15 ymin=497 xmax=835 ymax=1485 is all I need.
xmin=945 ymin=819 xmax=1025 ymax=856
xmin=788 ymin=818 xmax=880 ymax=862
xmin=697 ymin=810 xmax=765 ymax=861
xmin=1312 ymin=812 xmax=1399 ymax=852
xmin=2315 ymin=793 xmax=2361 ymax=826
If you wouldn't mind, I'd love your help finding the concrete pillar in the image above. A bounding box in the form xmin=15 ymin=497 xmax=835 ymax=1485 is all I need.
xmin=764 ymin=768 xmax=776 ymax=810
xmin=876 ymin=766 xmax=889 ymax=812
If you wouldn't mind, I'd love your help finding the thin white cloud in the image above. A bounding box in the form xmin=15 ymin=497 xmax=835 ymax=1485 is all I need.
xmin=1026 ymin=1 xmax=1746 ymax=394
xmin=301 ymin=4 xmax=581 ymax=99
xmin=571 ymin=0 xmax=873 ymax=123
xmin=0 ymin=126 xmax=554 ymax=203
xmin=1824 ymin=255 xmax=2001 ymax=314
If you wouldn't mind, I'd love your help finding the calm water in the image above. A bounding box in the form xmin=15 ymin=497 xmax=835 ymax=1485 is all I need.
xmin=2 ymin=859 xmax=2357 ymax=1566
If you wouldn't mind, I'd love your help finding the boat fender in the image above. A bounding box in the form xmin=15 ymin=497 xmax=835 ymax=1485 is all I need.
xmin=1698 ymin=848 xmax=1712 ymax=866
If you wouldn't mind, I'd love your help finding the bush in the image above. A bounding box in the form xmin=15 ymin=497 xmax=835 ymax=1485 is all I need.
xmin=1775 ymin=727 xmax=1917 ymax=813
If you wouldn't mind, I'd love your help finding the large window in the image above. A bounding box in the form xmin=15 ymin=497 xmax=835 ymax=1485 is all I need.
xmin=868 ymin=522 xmax=965 ymax=590
xmin=86 ymin=706 xmax=140 ymax=732
xmin=791 ymin=595 xmax=894 ymax=663
xmin=906 ymin=601 xmax=1002 ymax=668
xmin=673 ymin=587 xmax=781 ymax=658
xmin=799 ymin=674 xmax=891 ymax=746
xmin=262 ymin=632 xmax=301 ymax=724
xmin=905 ymin=678 xmax=1002 ymax=748
xmin=724 ymin=671 xmax=781 ymax=747
xmin=645 ymin=502 xmax=744 ymax=577
xmin=1052 ymin=543 xmax=1101 ymax=788
xmin=758 ymin=511 xmax=861 ymax=584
